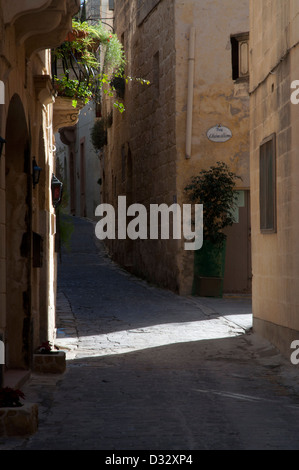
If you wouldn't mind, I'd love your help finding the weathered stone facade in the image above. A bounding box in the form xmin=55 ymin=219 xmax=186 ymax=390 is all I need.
xmin=0 ymin=0 xmax=79 ymax=384
xmin=101 ymin=0 xmax=250 ymax=295
xmin=250 ymin=0 xmax=299 ymax=356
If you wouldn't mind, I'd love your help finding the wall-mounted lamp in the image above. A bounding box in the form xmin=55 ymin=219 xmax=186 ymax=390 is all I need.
xmin=32 ymin=158 xmax=42 ymax=188
xmin=0 ymin=137 xmax=6 ymax=158
xmin=51 ymin=173 xmax=63 ymax=209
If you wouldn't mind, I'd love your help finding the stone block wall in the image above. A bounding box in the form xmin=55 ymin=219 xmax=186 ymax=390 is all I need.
xmin=102 ymin=0 xmax=250 ymax=295
xmin=250 ymin=0 xmax=299 ymax=355
xmin=103 ymin=0 xmax=179 ymax=291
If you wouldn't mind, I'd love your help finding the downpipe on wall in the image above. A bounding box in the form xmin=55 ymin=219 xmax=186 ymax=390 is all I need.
xmin=186 ymin=27 xmax=196 ymax=159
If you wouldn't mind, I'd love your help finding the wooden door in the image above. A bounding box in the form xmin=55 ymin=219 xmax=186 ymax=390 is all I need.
xmin=223 ymin=190 xmax=252 ymax=294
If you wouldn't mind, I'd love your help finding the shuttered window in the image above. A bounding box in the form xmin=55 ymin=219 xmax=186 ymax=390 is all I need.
xmin=231 ymin=33 xmax=249 ymax=81
xmin=260 ymin=134 xmax=277 ymax=233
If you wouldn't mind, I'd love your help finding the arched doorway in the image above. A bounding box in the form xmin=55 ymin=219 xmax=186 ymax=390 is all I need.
xmin=5 ymin=94 xmax=32 ymax=370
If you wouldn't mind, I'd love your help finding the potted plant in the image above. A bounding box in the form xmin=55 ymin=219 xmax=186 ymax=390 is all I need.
xmin=0 ymin=387 xmax=38 ymax=437
xmin=33 ymin=341 xmax=66 ymax=374
xmin=91 ymin=117 xmax=108 ymax=151
xmin=52 ymin=19 xmax=126 ymax=109
xmin=185 ymin=161 xmax=241 ymax=297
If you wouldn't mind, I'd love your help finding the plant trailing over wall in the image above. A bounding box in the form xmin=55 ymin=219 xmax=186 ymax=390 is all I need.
xmin=52 ymin=19 xmax=126 ymax=108
xmin=185 ymin=161 xmax=241 ymax=245
xmin=91 ymin=118 xmax=108 ymax=151
xmin=110 ymin=75 xmax=126 ymax=99
xmin=53 ymin=76 xmax=93 ymax=107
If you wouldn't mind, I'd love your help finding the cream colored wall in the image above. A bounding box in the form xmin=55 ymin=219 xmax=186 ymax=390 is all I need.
xmin=175 ymin=0 xmax=250 ymax=294
xmin=250 ymin=0 xmax=299 ymax=354
xmin=0 ymin=9 xmax=58 ymax=365
xmin=102 ymin=0 xmax=250 ymax=294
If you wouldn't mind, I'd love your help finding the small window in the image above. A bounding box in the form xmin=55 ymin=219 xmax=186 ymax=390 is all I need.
xmin=260 ymin=134 xmax=277 ymax=233
xmin=231 ymin=33 xmax=249 ymax=81
xmin=109 ymin=0 xmax=114 ymax=11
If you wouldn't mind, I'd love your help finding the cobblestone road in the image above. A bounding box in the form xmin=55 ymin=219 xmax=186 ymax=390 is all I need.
xmin=1 ymin=216 xmax=299 ymax=451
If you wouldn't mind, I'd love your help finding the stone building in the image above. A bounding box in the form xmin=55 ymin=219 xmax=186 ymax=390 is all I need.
xmin=56 ymin=0 xmax=114 ymax=220
xmin=0 ymin=0 xmax=80 ymax=386
xmin=101 ymin=0 xmax=250 ymax=295
xmin=250 ymin=0 xmax=299 ymax=356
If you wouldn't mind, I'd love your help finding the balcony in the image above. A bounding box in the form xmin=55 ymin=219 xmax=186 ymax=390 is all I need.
xmin=53 ymin=96 xmax=85 ymax=133
xmin=3 ymin=0 xmax=80 ymax=57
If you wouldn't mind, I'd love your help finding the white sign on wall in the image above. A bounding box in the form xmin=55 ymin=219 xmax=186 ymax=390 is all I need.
xmin=207 ymin=125 xmax=232 ymax=143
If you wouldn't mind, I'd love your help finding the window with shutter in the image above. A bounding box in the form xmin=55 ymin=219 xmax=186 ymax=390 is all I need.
xmin=231 ymin=33 xmax=249 ymax=81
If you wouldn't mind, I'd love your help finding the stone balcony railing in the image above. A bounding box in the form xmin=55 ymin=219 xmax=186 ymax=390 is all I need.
xmin=2 ymin=0 xmax=80 ymax=57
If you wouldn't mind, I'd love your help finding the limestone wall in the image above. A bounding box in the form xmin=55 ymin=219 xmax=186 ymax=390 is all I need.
xmin=103 ymin=0 xmax=179 ymax=291
xmin=250 ymin=0 xmax=299 ymax=354
xmin=102 ymin=0 xmax=250 ymax=294
xmin=0 ymin=0 xmax=78 ymax=373
xmin=174 ymin=0 xmax=250 ymax=294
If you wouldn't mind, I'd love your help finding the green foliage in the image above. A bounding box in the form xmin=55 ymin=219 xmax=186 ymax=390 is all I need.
xmin=52 ymin=19 xmax=126 ymax=109
xmin=55 ymin=159 xmax=74 ymax=252
xmin=69 ymin=19 xmax=126 ymax=73
xmin=185 ymin=161 xmax=241 ymax=245
xmin=53 ymin=19 xmax=151 ymax=114
xmin=53 ymin=76 xmax=92 ymax=105
xmin=91 ymin=118 xmax=108 ymax=150
xmin=59 ymin=214 xmax=74 ymax=252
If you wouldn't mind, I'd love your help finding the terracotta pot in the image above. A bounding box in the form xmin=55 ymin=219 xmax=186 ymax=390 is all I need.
xmin=65 ymin=29 xmax=88 ymax=42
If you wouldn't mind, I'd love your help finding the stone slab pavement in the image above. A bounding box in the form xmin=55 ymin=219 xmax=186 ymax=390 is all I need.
xmin=1 ymin=216 xmax=299 ymax=451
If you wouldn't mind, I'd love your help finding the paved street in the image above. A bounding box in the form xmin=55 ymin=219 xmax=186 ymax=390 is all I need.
xmin=1 ymin=216 xmax=299 ymax=451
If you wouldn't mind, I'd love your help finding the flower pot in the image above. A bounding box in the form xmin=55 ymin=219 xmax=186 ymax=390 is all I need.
xmin=0 ymin=403 xmax=38 ymax=437
xmin=192 ymin=240 xmax=227 ymax=297
xmin=65 ymin=29 xmax=88 ymax=42
xmin=33 ymin=351 xmax=66 ymax=374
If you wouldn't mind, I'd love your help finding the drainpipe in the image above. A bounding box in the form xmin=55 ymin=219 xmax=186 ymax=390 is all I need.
xmin=186 ymin=26 xmax=196 ymax=159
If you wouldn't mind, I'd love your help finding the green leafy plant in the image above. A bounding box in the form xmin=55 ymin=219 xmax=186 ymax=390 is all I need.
xmin=52 ymin=19 xmax=126 ymax=109
xmin=0 ymin=387 xmax=25 ymax=408
xmin=91 ymin=118 xmax=108 ymax=150
xmin=53 ymin=76 xmax=93 ymax=106
xmin=52 ymin=19 xmax=150 ymax=113
xmin=185 ymin=161 xmax=241 ymax=245
xmin=58 ymin=213 xmax=74 ymax=252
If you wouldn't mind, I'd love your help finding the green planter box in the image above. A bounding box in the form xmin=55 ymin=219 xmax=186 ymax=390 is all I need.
xmin=192 ymin=240 xmax=226 ymax=298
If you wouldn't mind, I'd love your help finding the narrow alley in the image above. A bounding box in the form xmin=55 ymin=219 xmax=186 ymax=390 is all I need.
xmin=1 ymin=216 xmax=299 ymax=451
